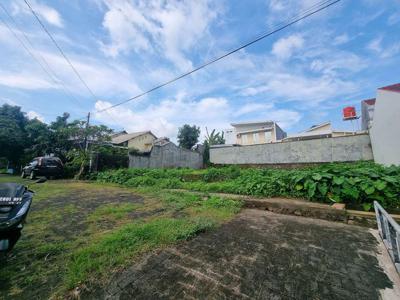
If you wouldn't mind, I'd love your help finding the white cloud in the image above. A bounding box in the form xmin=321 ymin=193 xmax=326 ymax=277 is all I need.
xmin=333 ymin=34 xmax=350 ymax=45
xmin=27 ymin=110 xmax=45 ymax=122
xmin=0 ymin=71 xmax=54 ymax=90
xmin=100 ymin=0 xmax=219 ymax=70
xmin=367 ymin=37 xmax=382 ymax=53
xmin=271 ymin=34 xmax=304 ymax=60
xmin=310 ymin=52 xmax=366 ymax=75
xmin=0 ymin=45 xmax=142 ymax=98
xmin=12 ymin=0 xmax=64 ymax=28
xmin=388 ymin=12 xmax=400 ymax=25
xmin=93 ymin=95 xmax=231 ymax=140
xmin=93 ymin=93 xmax=302 ymax=140
xmin=233 ymin=103 xmax=274 ymax=117
xmin=367 ymin=37 xmax=400 ymax=58
xmin=241 ymin=72 xmax=357 ymax=107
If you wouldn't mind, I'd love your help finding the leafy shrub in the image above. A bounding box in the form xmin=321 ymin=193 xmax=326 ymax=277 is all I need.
xmin=93 ymin=162 xmax=400 ymax=210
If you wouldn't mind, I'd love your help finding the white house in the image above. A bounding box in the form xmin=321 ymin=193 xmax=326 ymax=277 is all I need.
xmin=369 ymin=83 xmax=400 ymax=166
xmin=224 ymin=121 xmax=286 ymax=145
xmin=111 ymin=131 xmax=157 ymax=152
xmin=283 ymin=122 xmax=355 ymax=142
xmin=361 ymin=98 xmax=376 ymax=130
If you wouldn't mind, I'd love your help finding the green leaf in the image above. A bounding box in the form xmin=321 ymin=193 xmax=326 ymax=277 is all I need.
xmin=317 ymin=183 xmax=328 ymax=196
xmin=333 ymin=177 xmax=345 ymax=185
xmin=346 ymin=177 xmax=356 ymax=185
xmin=312 ymin=173 xmax=322 ymax=181
xmin=365 ymin=186 xmax=375 ymax=195
xmin=328 ymin=193 xmax=341 ymax=203
xmin=295 ymin=184 xmax=303 ymax=191
xmin=382 ymin=176 xmax=397 ymax=184
xmin=307 ymin=182 xmax=317 ymax=198
xmin=374 ymin=180 xmax=387 ymax=191
xmin=343 ymin=186 xmax=360 ymax=199
xmin=362 ymin=203 xmax=372 ymax=212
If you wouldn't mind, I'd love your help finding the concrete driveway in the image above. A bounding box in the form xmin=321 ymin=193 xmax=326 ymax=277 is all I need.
xmin=103 ymin=209 xmax=400 ymax=300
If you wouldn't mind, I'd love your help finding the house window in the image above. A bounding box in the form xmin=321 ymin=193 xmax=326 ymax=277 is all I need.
xmin=242 ymin=134 xmax=248 ymax=144
xmin=264 ymin=131 xmax=272 ymax=142
xmin=253 ymin=133 xmax=259 ymax=144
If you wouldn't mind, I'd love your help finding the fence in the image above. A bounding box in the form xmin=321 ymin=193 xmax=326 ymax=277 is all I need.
xmin=374 ymin=201 xmax=400 ymax=273
xmin=210 ymin=133 xmax=373 ymax=165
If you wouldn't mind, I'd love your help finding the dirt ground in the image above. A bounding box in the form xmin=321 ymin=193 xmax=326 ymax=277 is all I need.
xmin=100 ymin=209 xmax=395 ymax=300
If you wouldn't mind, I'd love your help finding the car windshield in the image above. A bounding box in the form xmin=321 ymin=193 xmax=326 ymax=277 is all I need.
xmin=29 ymin=160 xmax=38 ymax=166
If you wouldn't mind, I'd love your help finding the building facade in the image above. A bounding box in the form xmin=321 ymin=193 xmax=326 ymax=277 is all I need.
xmin=283 ymin=122 xmax=355 ymax=142
xmin=369 ymin=83 xmax=400 ymax=166
xmin=225 ymin=121 xmax=286 ymax=145
xmin=361 ymin=98 xmax=376 ymax=130
xmin=111 ymin=131 xmax=157 ymax=152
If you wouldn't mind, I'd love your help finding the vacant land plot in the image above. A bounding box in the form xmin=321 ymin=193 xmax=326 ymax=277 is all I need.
xmin=103 ymin=209 xmax=397 ymax=300
xmin=0 ymin=175 xmax=241 ymax=299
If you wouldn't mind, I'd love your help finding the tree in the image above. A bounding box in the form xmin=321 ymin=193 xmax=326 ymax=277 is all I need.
xmin=65 ymin=120 xmax=112 ymax=178
xmin=24 ymin=118 xmax=52 ymax=159
xmin=203 ymin=128 xmax=225 ymax=165
xmin=177 ymin=124 xmax=200 ymax=149
xmin=0 ymin=104 xmax=28 ymax=166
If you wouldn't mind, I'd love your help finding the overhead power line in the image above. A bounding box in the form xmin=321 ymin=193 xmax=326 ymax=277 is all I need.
xmin=23 ymin=0 xmax=121 ymax=125
xmin=96 ymin=0 xmax=340 ymax=114
xmin=23 ymin=0 xmax=97 ymax=100
xmin=0 ymin=3 xmax=84 ymax=109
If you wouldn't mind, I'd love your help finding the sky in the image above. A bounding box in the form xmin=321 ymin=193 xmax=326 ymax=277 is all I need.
xmin=0 ymin=0 xmax=399 ymax=141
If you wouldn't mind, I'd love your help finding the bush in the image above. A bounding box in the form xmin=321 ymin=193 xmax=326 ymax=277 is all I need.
xmin=93 ymin=162 xmax=400 ymax=211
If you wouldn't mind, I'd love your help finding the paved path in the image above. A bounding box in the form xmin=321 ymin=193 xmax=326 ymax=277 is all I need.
xmin=104 ymin=210 xmax=399 ymax=300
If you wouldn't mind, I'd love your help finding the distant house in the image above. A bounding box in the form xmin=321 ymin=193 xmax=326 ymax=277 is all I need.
xmin=361 ymin=98 xmax=376 ymax=130
xmin=129 ymin=137 xmax=203 ymax=169
xmin=110 ymin=130 xmax=128 ymax=139
xmin=111 ymin=131 xmax=157 ymax=152
xmin=283 ymin=122 xmax=354 ymax=142
xmin=370 ymin=83 xmax=400 ymax=166
xmin=225 ymin=121 xmax=286 ymax=145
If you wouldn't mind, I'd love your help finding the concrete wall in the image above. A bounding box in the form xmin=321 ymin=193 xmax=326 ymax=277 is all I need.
xmin=370 ymin=90 xmax=400 ymax=166
xmin=129 ymin=142 xmax=203 ymax=169
xmin=210 ymin=133 xmax=373 ymax=165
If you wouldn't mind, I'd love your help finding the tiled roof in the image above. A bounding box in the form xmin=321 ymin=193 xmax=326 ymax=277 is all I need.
xmin=379 ymin=83 xmax=400 ymax=93
xmin=362 ymin=98 xmax=376 ymax=105
xmin=112 ymin=131 xmax=155 ymax=144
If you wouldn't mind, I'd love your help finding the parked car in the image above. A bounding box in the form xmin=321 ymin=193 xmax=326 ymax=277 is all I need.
xmin=21 ymin=157 xmax=64 ymax=179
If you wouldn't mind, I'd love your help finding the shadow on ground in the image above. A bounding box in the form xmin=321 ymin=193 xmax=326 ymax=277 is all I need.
xmin=102 ymin=209 xmax=392 ymax=300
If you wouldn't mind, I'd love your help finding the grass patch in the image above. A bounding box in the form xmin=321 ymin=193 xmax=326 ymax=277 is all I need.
xmin=65 ymin=217 xmax=214 ymax=288
xmin=0 ymin=176 xmax=242 ymax=299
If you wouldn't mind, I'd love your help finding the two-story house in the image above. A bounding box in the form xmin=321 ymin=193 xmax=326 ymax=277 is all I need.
xmin=225 ymin=121 xmax=287 ymax=145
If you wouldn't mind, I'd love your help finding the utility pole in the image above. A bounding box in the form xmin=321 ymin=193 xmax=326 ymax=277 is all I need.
xmin=84 ymin=112 xmax=90 ymax=152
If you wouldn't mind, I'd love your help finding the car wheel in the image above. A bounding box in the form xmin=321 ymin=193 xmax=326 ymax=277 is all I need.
xmin=21 ymin=171 xmax=26 ymax=178
xmin=29 ymin=171 xmax=36 ymax=180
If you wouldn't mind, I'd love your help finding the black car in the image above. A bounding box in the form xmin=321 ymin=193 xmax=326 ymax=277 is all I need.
xmin=21 ymin=157 xmax=64 ymax=179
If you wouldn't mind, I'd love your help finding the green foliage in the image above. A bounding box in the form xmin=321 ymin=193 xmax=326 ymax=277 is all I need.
xmin=94 ymin=162 xmax=400 ymax=210
xmin=66 ymin=217 xmax=215 ymax=288
xmin=177 ymin=124 xmax=200 ymax=149
xmin=203 ymin=128 xmax=226 ymax=165
xmin=0 ymin=104 xmax=29 ymax=165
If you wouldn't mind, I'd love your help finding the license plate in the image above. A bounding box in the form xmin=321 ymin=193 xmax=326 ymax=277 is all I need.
xmin=0 ymin=197 xmax=22 ymax=205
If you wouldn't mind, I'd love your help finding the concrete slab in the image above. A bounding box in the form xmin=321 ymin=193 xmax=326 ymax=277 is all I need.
xmin=102 ymin=210 xmax=398 ymax=300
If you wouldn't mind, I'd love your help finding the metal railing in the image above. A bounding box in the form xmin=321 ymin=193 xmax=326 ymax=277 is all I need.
xmin=374 ymin=201 xmax=400 ymax=273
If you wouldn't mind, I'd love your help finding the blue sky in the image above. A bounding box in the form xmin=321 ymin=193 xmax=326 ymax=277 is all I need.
xmin=0 ymin=0 xmax=399 ymax=141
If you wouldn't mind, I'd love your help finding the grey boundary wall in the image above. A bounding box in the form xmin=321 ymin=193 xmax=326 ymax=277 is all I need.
xmin=129 ymin=142 xmax=203 ymax=169
xmin=210 ymin=133 xmax=373 ymax=165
